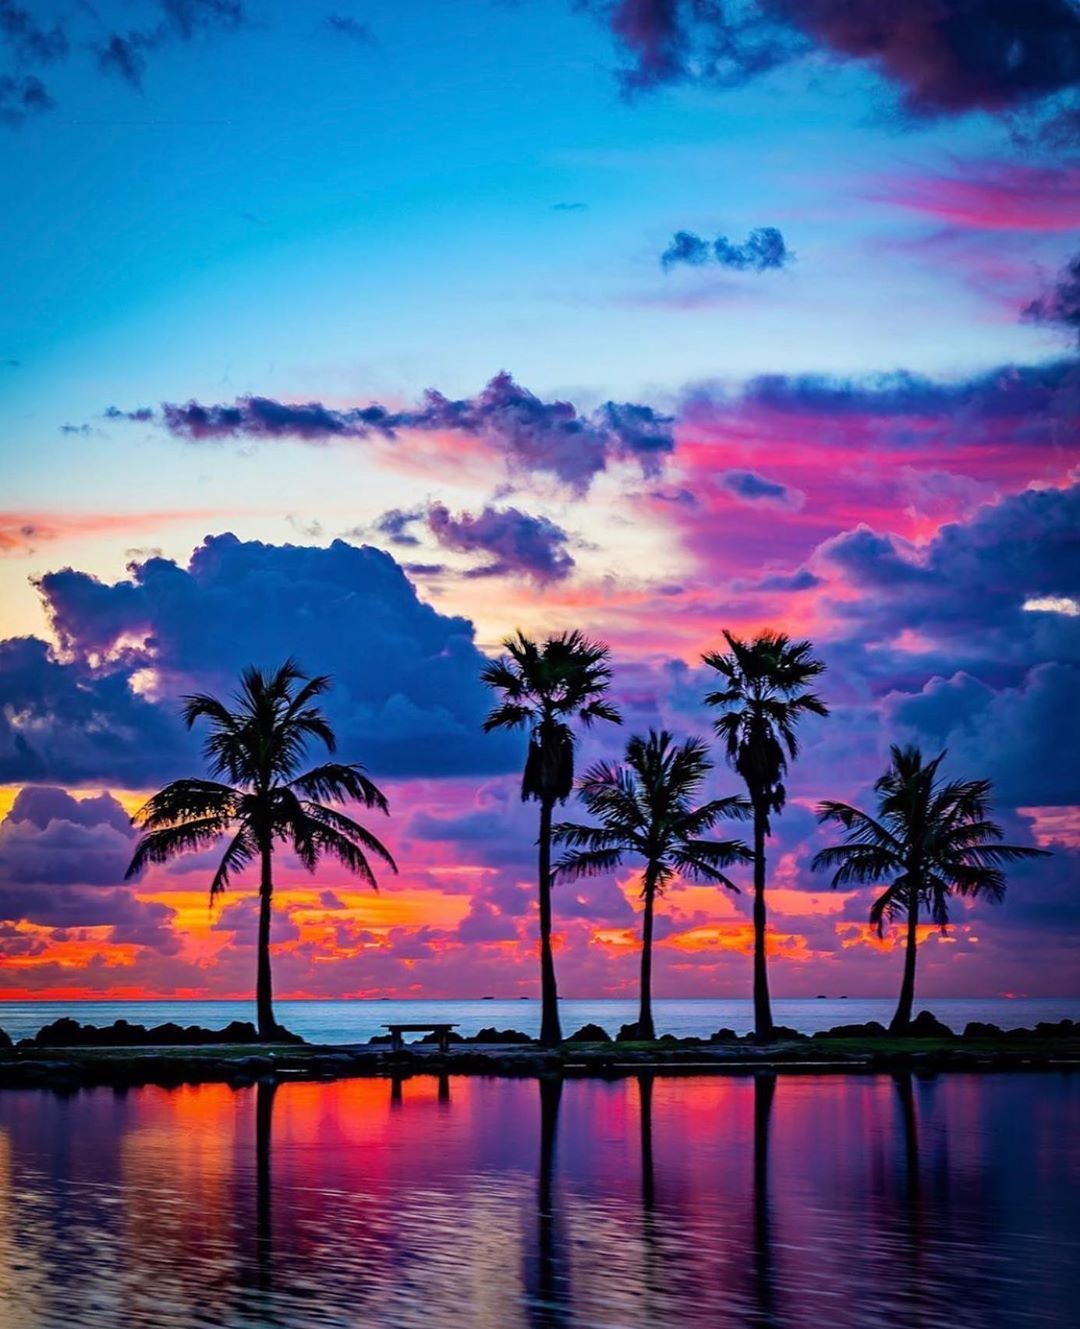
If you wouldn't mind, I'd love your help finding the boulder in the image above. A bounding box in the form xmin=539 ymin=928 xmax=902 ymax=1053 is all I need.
xmin=812 ymin=1021 xmax=888 ymax=1040
xmin=905 ymin=1011 xmax=955 ymax=1039
xmin=770 ymin=1025 xmax=807 ymax=1041
xmin=707 ymin=1027 xmax=740 ymax=1043
xmin=962 ymin=1021 xmax=1003 ymax=1040
xmin=22 ymin=1016 xmax=267 ymax=1049
xmin=565 ymin=1023 xmax=612 ymax=1043
xmin=616 ymin=1022 xmax=644 ymax=1042
xmin=0 ymin=1026 xmax=12 ymax=1050
xmin=468 ymin=1027 xmax=532 ymax=1044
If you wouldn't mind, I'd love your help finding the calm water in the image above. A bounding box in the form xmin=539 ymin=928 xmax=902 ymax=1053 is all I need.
xmin=3 ymin=997 xmax=1080 ymax=1043
xmin=0 ymin=1073 xmax=1077 ymax=1328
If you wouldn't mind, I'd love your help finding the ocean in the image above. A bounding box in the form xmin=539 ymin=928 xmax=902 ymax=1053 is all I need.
xmin=2 ymin=996 xmax=1077 ymax=1043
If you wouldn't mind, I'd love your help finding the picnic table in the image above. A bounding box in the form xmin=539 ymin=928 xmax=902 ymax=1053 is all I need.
xmin=383 ymin=1023 xmax=459 ymax=1054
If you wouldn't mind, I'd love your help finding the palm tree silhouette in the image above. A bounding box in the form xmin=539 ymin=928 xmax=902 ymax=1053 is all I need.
xmin=552 ymin=730 xmax=750 ymax=1040
xmin=812 ymin=745 xmax=1047 ymax=1032
xmin=126 ymin=660 xmax=396 ymax=1039
xmin=703 ymin=631 xmax=828 ymax=1039
xmin=481 ymin=631 xmax=621 ymax=1045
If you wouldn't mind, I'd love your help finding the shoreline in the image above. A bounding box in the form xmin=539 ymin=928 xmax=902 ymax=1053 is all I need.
xmin=3 ymin=1030 xmax=1080 ymax=1091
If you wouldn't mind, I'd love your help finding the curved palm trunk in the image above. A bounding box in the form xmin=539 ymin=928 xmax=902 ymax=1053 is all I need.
xmin=538 ymin=798 xmax=562 ymax=1046
xmin=256 ymin=838 xmax=277 ymax=1040
xmin=638 ymin=873 xmax=657 ymax=1041
xmin=752 ymin=806 xmax=774 ymax=1040
xmin=890 ymin=884 xmax=920 ymax=1034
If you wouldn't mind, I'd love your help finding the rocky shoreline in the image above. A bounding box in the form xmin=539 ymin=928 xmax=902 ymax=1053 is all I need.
xmin=1 ymin=1014 xmax=1078 ymax=1091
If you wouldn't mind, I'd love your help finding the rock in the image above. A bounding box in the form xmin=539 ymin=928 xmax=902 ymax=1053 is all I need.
xmin=770 ymin=1026 xmax=807 ymax=1041
xmin=707 ymin=1027 xmax=740 ymax=1043
xmin=962 ymin=1021 xmax=1003 ymax=1040
xmin=812 ymin=1021 xmax=888 ymax=1039
xmin=22 ymin=1016 xmax=266 ymax=1049
xmin=617 ymin=1022 xmax=644 ymax=1042
xmin=905 ymin=1011 xmax=955 ymax=1039
xmin=367 ymin=1034 xmax=393 ymax=1044
xmin=0 ymin=1026 xmax=11 ymax=1050
xmin=565 ymin=1023 xmax=612 ymax=1043
xmin=418 ymin=1030 xmax=465 ymax=1044
xmin=468 ymin=1027 xmax=532 ymax=1044
xmin=1035 ymin=1019 xmax=1077 ymax=1039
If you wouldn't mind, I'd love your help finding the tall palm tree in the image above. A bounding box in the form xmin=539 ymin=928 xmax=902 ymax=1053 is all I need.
xmin=481 ymin=630 xmax=621 ymax=1045
xmin=126 ymin=660 xmax=396 ymax=1040
xmin=812 ymin=745 xmax=1047 ymax=1033
xmin=552 ymin=730 xmax=751 ymax=1040
xmin=703 ymin=630 xmax=828 ymax=1040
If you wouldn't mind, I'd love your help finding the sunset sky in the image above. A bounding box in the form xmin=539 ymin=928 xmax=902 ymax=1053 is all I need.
xmin=1 ymin=0 xmax=1077 ymax=1002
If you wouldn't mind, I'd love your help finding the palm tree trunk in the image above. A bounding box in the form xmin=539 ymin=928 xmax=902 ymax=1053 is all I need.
xmin=890 ymin=884 xmax=920 ymax=1034
xmin=752 ymin=806 xmax=774 ymax=1040
xmin=256 ymin=838 xmax=277 ymax=1040
xmin=638 ymin=874 xmax=656 ymax=1041
xmin=538 ymin=798 xmax=562 ymax=1046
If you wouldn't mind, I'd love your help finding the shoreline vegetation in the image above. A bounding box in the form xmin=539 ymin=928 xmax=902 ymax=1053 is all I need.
xmin=2 ymin=1014 xmax=1078 ymax=1091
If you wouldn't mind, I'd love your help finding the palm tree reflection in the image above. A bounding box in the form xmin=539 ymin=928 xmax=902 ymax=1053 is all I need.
xmin=752 ymin=1072 xmax=777 ymax=1327
xmin=525 ymin=1075 xmax=569 ymax=1328
xmin=255 ymin=1079 xmax=277 ymax=1299
xmin=639 ymin=1072 xmax=655 ymax=1213
xmin=893 ymin=1072 xmax=927 ymax=1325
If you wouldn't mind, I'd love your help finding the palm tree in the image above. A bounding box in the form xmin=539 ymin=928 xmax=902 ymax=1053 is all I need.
xmin=481 ymin=630 xmax=621 ymax=1045
xmin=126 ymin=660 xmax=396 ymax=1040
xmin=812 ymin=745 xmax=1048 ymax=1033
xmin=552 ymin=730 xmax=751 ymax=1040
xmin=703 ymin=630 xmax=828 ymax=1040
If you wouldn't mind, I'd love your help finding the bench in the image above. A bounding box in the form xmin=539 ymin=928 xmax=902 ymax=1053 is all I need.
xmin=383 ymin=1023 xmax=459 ymax=1054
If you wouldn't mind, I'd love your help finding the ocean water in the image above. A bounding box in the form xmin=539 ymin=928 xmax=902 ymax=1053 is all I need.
xmin=0 ymin=1072 xmax=1077 ymax=1328
xmin=2 ymin=996 xmax=1078 ymax=1043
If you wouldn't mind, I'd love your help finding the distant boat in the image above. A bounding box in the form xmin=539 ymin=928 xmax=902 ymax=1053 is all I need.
xmin=816 ymin=994 xmax=827 ymax=999
xmin=481 ymin=995 xmax=494 ymax=1000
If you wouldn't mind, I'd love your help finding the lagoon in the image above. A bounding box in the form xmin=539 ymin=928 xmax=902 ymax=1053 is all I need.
xmin=1 ymin=1072 xmax=1077 ymax=1328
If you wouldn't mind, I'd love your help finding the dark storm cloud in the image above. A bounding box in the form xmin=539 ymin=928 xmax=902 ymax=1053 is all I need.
xmin=589 ymin=0 xmax=1080 ymax=124
xmin=661 ymin=226 xmax=792 ymax=272
xmin=124 ymin=372 xmax=676 ymax=494
xmin=1024 ymin=253 xmax=1080 ymax=347
xmin=426 ymin=503 xmax=576 ymax=584
xmin=1 ymin=534 xmax=519 ymax=785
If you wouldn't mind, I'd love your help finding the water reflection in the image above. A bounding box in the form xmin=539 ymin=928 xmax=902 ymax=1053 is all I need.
xmin=0 ymin=1072 xmax=1076 ymax=1328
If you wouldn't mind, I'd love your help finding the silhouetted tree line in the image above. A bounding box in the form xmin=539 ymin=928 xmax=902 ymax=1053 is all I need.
xmin=127 ymin=636 xmax=1046 ymax=1043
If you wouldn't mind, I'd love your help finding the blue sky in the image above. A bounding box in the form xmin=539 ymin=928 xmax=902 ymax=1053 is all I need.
xmin=0 ymin=1 xmax=1077 ymax=999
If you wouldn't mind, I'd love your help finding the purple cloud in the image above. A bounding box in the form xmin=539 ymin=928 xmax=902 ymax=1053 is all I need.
xmin=590 ymin=0 xmax=1080 ymax=126
xmin=1024 ymin=252 xmax=1080 ymax=347
xmin=719 ymin=469 xmax=803 ymax=509
xmin=120 ymin=372 xmax=675 ymax=494
xmin=2 ymin=534 xmax=519 ymax=785
xmin=662 ymin=226 xmax=793 ymax=272
xmin=426 ymin=503 xmax=576 ymax=584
